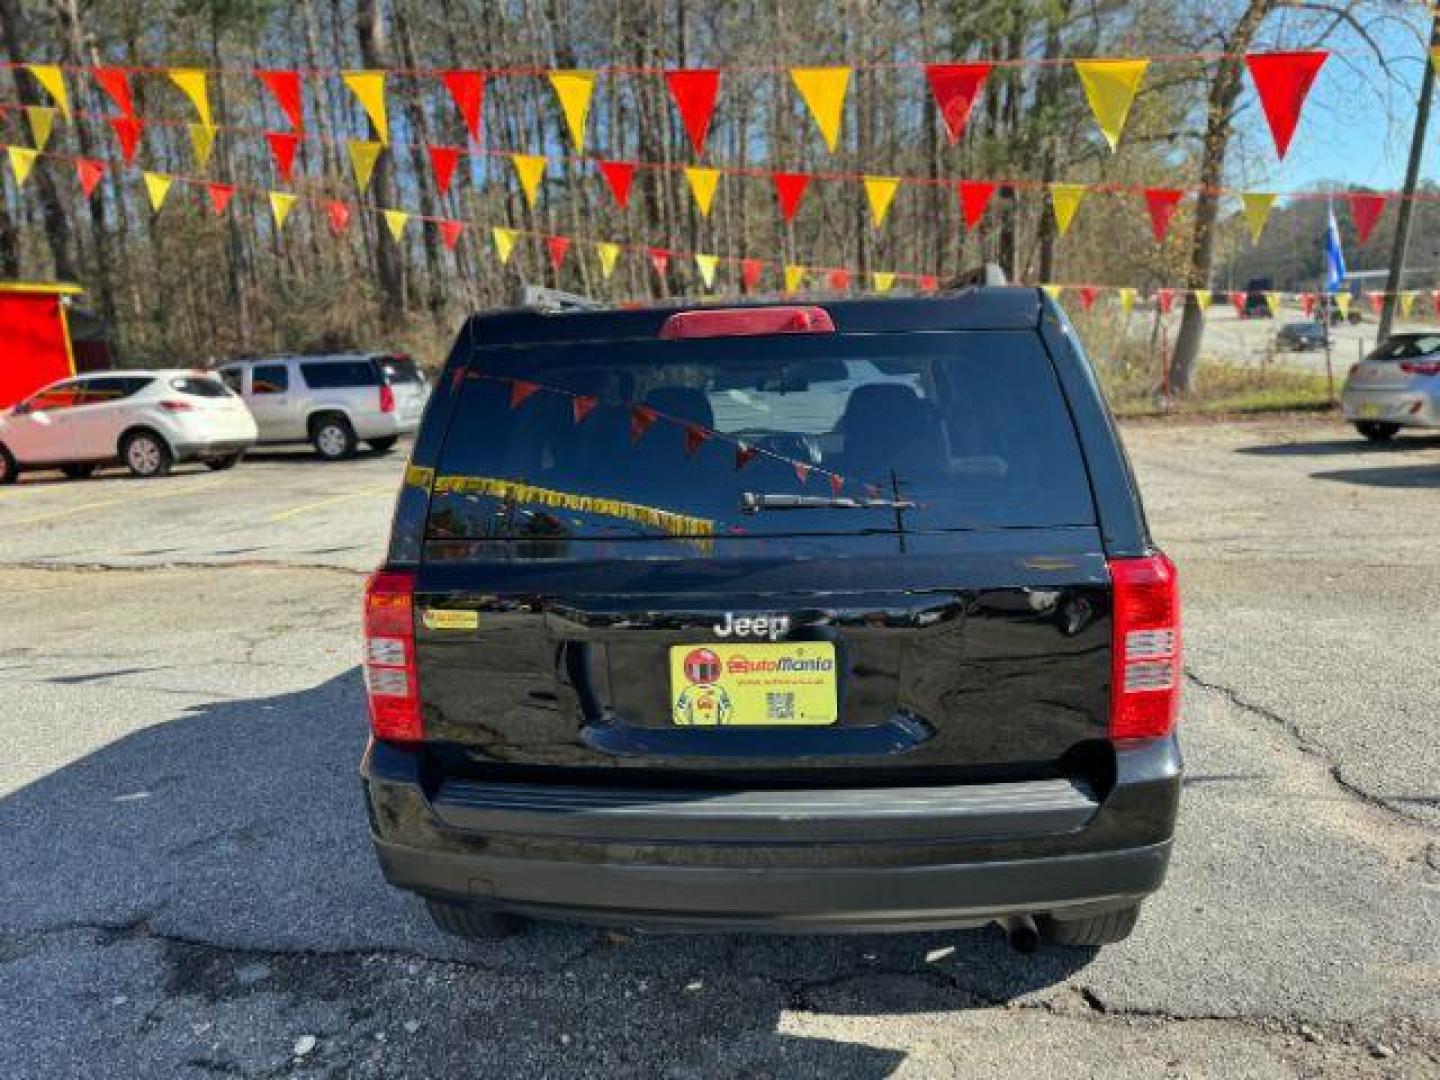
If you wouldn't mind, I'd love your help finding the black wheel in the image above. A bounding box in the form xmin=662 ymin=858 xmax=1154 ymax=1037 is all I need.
xmin=1039 ymin=905 xmax=1141 ymax=947
xmin=0 ymin=445 xmax=17 ymax=485
xmin=205 ymin=452 xmax=245 ymax=471
xmin=423 ymin=897 xmax=527 ymax=941
xmin=367 ymin=436 xmax=399 ymax=454
xmin=61 ymin=463 xmax=97 ymax=480
xmin=120 ymin=431 xmax=173 ymax=478
xmin=311 ymin=415 xmax=357 ymax=461
xmin=1355 ymin=421 xmax=1400 ymax=442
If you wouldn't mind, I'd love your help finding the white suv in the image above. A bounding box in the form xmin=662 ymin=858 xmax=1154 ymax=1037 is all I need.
xmin=0 ymin=370 xmax=258 ymax=482
xmin=217 ymin=353 xmax=429 ymax=460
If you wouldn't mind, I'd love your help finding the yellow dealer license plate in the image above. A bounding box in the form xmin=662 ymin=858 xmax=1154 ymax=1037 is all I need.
xmin=669 ymin=642 xmax=838 ymax=727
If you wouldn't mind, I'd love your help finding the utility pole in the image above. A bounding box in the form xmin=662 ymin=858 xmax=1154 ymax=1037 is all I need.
xmin=1378 ymin=14 xmax=1440 ymax=341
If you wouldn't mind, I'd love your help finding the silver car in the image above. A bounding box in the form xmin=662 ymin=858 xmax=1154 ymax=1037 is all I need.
xmin=217 ymin=353 xmax=429 ymax=460
xmin=1340 ymin=331 xmax=1440 ymax=442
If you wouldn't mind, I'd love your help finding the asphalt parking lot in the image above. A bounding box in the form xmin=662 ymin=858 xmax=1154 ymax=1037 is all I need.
xmin=1 ymin=423 xmax=1437 ymax=1078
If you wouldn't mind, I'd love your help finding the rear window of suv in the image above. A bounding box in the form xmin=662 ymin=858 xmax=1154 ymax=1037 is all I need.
xmin=300 ymin=360 xmax=380 ymax=388
xmin=427 ymin=330 xmax=1095 ymax=553
xmin=379 ymin=356 xmax=425 ymax=385
xmin=170 ymin=375 xmax=231 ymax=397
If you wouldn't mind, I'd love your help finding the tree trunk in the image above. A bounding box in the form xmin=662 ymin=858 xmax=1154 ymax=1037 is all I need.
xmin=354 ymin=0 xmax=408 ymax=326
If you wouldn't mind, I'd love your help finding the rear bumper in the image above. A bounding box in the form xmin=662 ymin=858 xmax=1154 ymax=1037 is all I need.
xmin=362 ymin=736 xmax=1181 ymax=933
xmin=171 ymin=437 xmax=256 ymax=461
xmin=1340 ymin=386 xmax=1440 ymax=427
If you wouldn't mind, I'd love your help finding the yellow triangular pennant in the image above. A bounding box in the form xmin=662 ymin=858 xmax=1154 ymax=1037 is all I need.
xmin=596 ymin=241 xmax=621 ymax=279
xmin=1193 ymin=289 xmax=1211 ymax=310
xmin=143 ymin=171 xmax=173 ymax=212
xmin=547 ymin=70 xmax=595 ymax=153
xmin=342 ymin=71 xmax=389 ymax=145
xmin=1074 ymin=59 xmax=1149 ymax=152
xmin=863 ymin=176 xmax=900 ymax=228
xmin=784 ymin=264 xmax=806 ymax=293
xmin=1432 ymin=47 xmax=1440 ymax=78
xmin=26 ymin=64 xmax=69 ymax=120
xmin=1041 ymin=284 xmax=1063 ymax=302
xmin=694 ymin=253 xmax=718 ymax=289
xmin=492 ymin=227 xmax=517 ymax=265
xmin=383 ymin=209 xmax=409 ymax=242
xmin=1333 ymin=292 xmax=1351 ymax=318
xmin=1050 ymin=183 xmax=1087 ymax=236
xmin=167 ymin=68 xmax=212 ymax=129
xmin=25 ymin=106 xmax=55 ymax=151
xmin=1265 ymin=291 xmax=1282 ymax=317
xmin=269 ymin=192 xmax=297 ymax=230
xmin=1401 ymin=291 xmax=1418 ymax=318
xmin=510 ymin=154 xmax=547 ymax=207
xmin=188 ymin=123 xmax=216 ymax=169
xmin=348 ymin=140 xmax=383 ymax=193
xmin=1240 ymin=192 xmax=1276 ymax=243
xmin=684 ymin=166 xmax=721 ymax=217
xmin=791 ymin=66 xmax=851 ymax=153
xmin=1118 ymin=287 xmax=1136 ymax=317
xmin=7 ymin=146 xmax=38 ymax=187
xmin=872 ymin=271 xmax=896 ymax=293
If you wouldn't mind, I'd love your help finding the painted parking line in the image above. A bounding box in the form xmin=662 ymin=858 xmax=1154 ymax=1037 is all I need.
xmin=5 ymin=481 xmax=228 ymax=527
xmin=268 ymin=485 xmax=394 ymax=523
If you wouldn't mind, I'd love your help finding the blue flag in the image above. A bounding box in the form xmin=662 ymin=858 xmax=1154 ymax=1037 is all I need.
xmin=1325 ymin=202 xmax=1347 ymax=293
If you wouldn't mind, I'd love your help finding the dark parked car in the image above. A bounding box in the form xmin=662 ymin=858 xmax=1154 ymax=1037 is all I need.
xmin=360 ymin=287 xmax=1182 ymax=950
xmin=1276 ymin=321 xmax=1329 ymax=351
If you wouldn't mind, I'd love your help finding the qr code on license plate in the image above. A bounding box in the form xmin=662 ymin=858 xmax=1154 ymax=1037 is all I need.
xmin=766 ymin=692 xmax=795 ymax=721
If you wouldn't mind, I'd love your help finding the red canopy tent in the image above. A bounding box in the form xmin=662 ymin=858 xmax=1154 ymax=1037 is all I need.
xmin=0 ymin=282 xmax=85 ymax=409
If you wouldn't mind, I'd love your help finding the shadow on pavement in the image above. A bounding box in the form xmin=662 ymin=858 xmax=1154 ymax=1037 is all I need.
xmin=1311 ymin=463 xmax=1440 ymax=489
xmin=0 ymin=668 xmax=1095 ymax=1072
xmin=1234 ymin=433 xmax=1440 ymax=457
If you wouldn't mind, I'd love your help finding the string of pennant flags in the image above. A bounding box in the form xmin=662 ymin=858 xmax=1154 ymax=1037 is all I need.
xmin=0 ymin=95 xmax=1417 ymax=249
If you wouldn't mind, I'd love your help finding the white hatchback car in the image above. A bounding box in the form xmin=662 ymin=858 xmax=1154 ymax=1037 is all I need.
xmin=0 ymin=370 xmax=258 ymax=482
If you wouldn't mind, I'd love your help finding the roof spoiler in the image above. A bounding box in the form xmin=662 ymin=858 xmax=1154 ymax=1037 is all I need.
xmin=943 ymin=263 xmax=1009 ymax=290
xmin=511 ymin=283 xmax=605 ymax=313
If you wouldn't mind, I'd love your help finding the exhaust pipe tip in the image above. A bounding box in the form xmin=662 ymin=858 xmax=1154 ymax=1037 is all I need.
xmin=999 ymin=915 xmax=1040 ymax=954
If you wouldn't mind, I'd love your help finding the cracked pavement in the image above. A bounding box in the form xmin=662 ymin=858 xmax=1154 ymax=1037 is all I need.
xmin=0 ymin=421 xmax=1438 ymax=1077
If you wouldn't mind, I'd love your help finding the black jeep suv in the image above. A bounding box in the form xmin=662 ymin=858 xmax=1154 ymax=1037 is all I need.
xmin=361 ymin=287 xmax=1181 ymax=948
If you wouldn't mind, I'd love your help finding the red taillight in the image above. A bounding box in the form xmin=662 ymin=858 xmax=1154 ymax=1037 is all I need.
xmin=1108 ymin=553 xmax=1181 ymax=741
xmin=659 ymin=306 xmax=836 ymax=340
xmin=158 ymin=400 xmax=194 ymax=412
xmin=379 ymin=384 xmax=396 ymax=413
xmin=363 ymin=570 xmax=422 ymax=742
xmin=1399 ymin=360 xmax=1440 ymax=376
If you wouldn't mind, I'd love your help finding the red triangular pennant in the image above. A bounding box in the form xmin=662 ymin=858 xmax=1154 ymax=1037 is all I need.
xmin=206 ymin=183 xmax=235 ymax=215
xmin=108 ymin=117 xmax=143 ymax=165
xmin=75 ymin=159 xmax=105 ymax=198
xmin=829 ymin=474 xmax=844 ymax=497
xmin=1079 ymin=285 xmax=1100 ymax=312
xmin=735 ymin=442 xmax=758 ymax=470
xmin=597 ymin=160 xmax=635 ymax=209
xmin=956 ymin=181 xmax=997 ymax=231
xmin=664 ymin=69 xmax=721 ymax=156
xmin=94 ymin=67 xmax=134 ymax=118
xmin=326 ymin=200 xmax=352 ymax=236
xmin=629 ymin=404 xmax=658 ymax=443
xmin=1245 ymin=51 xmax=1328 ymax=160
xmin=509 ymin=380 xmax=541 ymax=409
xmin=918 ymin=275 xmax=939 ymax=292
xmin=1156 ymin=287 xmax=1176 ymax=314
xmin=683 ymin=423 xmax=711 ymax=457
xmin=827 ymin=268 xmax=851 ymax=291
xmin=1367 ymin=291 xmax=1384 ymax=316
xmin=547 ymin=235 xmax=572 ymax=271
xmin=773 ymin=172 xmax=811 ymax=223
xmin=1348 ymin=192 xmax=1387 ymax=246
xmin=265 ymin=131 xmax=300 ymax=183
xmin=572 ymin=395 xmax=598 ymax=424
xmin=441 ymin=70 xmax=486 ymax=142
xmin=257 ymin=70 xmax=304 ymax=130
xmin=649 ymin=248 xmax=671 ymax=278
xmin=793 ymin=462 xmax=811 ymax=485
xmin=741 ymin=258 xmax=764 ymax=291
xmin=1143 ymin=188 xmax=1184 ymax=243
xmin=428 ymin=145 xmax=462 ymax=195
xmin=1229 ymin=290 xmax=1246 ymax=315
xmin=438 ymin=220 xmax=464 ymax=251
xmin=925 ymin=63 xmax=992 ymax=143
xmin=1301 ymin=292 xmax=1316 ymax=317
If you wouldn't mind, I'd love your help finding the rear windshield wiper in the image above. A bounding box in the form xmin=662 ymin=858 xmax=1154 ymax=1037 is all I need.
xmin=740 ymin=492 xmax=917 ymax=514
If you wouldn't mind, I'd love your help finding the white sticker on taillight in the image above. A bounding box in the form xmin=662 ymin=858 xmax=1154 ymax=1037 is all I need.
xmin=1125 ymin=629 xmax=1176 ymax=660
xmin=366 ymin=637 xmax=408 ymax=666
xmin=1123 ymin=661 xmax=1175 ymax=692
xmin=365 ymin=666 xmax=411 ymax=698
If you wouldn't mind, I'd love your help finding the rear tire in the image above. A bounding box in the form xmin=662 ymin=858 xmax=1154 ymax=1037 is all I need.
xmin=367 ymin=436 xmax=399 ymax=453
xmin=1355 ymin=421 xmax=1400 ymax=442
xmin=205 ymin=452 xmax=244 ymax=471
xmin=1039 ymin=904 xmax=1141 ymax=947
xmin=0 ymin=445 xmax=17 ymax=485
xmin=62 ymin=463 xmax=97 ymax=480
xmin=423 ymin=897 xmax=528 ymax=941
xmin=311 ymin=415 xmax=357 ymax=461
xmin=121 ymin=431 xmax=173 ymax=478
